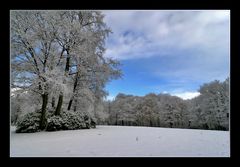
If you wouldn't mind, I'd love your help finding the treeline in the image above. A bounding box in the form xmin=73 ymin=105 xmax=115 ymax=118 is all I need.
xmin=101 ymin=78 xmax=229 ymax=131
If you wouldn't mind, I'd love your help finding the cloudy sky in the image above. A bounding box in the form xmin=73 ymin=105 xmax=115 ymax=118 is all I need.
xmin=102 ymin=10 xmax=230 ymax=100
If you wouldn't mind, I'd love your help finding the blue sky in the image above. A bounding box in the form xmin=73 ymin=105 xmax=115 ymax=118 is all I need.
xmin=102 ymin=10 xmax=230 ymax=100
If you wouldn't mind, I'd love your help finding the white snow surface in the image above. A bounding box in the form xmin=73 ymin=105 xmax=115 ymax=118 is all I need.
xmin=10 ymin=126 xmax=230 ymax=157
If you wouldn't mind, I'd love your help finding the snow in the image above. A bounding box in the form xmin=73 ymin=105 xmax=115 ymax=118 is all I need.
xmin=11 ymin=88 xmax=21 ymax=96
xmin=10 ymin=126 xmax=230 ymax=157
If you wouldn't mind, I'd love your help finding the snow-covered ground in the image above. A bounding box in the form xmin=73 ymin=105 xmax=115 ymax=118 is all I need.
xmin=10 ymin=126 xmax=230 ymax=157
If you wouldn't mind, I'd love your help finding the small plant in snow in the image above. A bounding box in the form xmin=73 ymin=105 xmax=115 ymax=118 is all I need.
xmin=46 ymin=111 xmax=96 ymax=131
xmin=46 ymin=116 xmax=64 ymax=131
xmin=61 ymin=111 xmax=86 ymax=130
xmin=16 ymin=111 xmax=41 ymax=133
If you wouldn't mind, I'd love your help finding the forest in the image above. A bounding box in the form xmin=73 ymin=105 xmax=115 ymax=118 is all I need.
xmin=102 ymin=78 xmax=229 ymax=130
xmin=10 ymin=10 xmax=229 ymax=133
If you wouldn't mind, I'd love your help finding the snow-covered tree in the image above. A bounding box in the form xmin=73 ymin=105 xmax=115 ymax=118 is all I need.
xmin=134 ymin=93 xmax=160 ymax=127
xmin=109 ymin=93 xmax=140 ymax=126
xmin=188 ymin=78 xmax=229 ymax=130
xmin=11 ymin=11 xmax=58 ymax=128
xmin=198 ymin=79 xmax=229 ymax=130
xmin=11 ymin=10 xmax=121 ymax=131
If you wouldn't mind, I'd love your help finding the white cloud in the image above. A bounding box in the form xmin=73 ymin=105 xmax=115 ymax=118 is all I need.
xmin=103 ymin=10 xmax=230 ymax=60
xmin=105 ymin=95 xmax=115 ymax=101
xmin=172 ymin=91 xmax=200 ymax=100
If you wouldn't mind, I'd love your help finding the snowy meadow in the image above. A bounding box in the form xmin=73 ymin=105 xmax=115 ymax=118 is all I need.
xmin=10 ymin=126 xmax=230 ymax=157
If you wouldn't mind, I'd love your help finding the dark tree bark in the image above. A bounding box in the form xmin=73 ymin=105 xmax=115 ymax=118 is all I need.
xmin=40 ymin=93 xmax=48 ymax=130
xmin=65 ymin=57 xmax=70 ymax=72
xmin=65 ymin=49 xmax=70 ymax=72
xmin=55 ymin=94 xmax=63 ymax=115
xmin=115 ymin=114 xmax=118 ymax=125
xmin=150 ymin=119 xmax=152 ymax=127
xmin=67 ymin=98 xmax=73 ymax=110
xmin=157 ymin=117 xmax=161 ymax=127
xmin=67 ymin=72 xmax=79 ymax=111
xmin=52 ymin=97 xmax=55 ymax=108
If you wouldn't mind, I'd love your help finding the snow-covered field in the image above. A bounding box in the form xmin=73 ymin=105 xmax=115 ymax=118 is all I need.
xmin=10 ymin=126 xmax=230 ymax=157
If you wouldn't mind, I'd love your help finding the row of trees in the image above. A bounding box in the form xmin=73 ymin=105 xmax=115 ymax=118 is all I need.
xmin=11 ymin=11 xmax=121 ymax=131
xmin=102 ymin=78 xmax=229 ymax=130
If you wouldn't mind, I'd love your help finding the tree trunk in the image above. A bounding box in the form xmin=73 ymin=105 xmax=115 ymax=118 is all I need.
xmin=65 ymin=49 xmax=70 ymax=72
xmin=52 ymin=97 xmax=55 ymax=108
xmin=67 ymin=72 xmax=78 ymax=111
xmin=55 ymin=94 xmax=63 ymax=115
xmin=65 ymin=57 xmax=70 ymax=72
xmin=115 ymin=114 xmax=118 ymax=125
xmin=158 ymin=117 xmax=160 ymax=127
xmin=67 ymin=98 xmax=73 ymax=111
xmin=40 ymin=93 xmax=48 ymax=130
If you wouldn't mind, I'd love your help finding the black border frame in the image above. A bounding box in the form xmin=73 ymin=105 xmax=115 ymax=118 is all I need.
xmin=1 ymin=0 xmax=239 ymax=165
